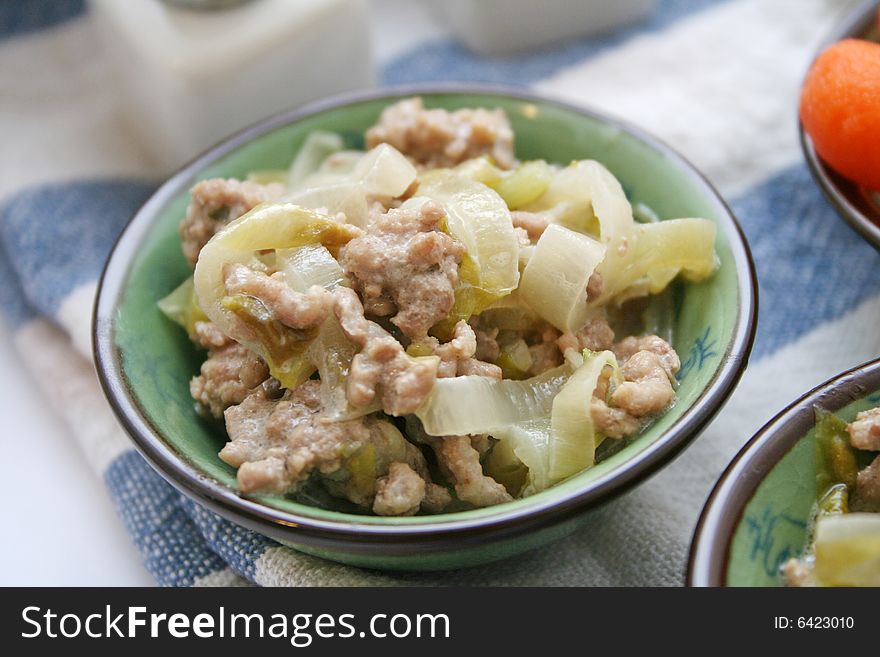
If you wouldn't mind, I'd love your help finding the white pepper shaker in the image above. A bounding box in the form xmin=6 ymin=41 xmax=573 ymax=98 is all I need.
xmin=89 ymin=0 xmax=376 ymax=170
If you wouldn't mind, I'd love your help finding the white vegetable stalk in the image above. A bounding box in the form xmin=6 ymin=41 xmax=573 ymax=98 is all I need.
xmin=278 ymin=244 xmax=345 ymax=291
xmin=519 ymin=224 xmax=606 ymax=332
xmin=286 ymin=182 xmax=370 ymax=227
xmin=549 ymin=350 xmax=618 ymax=482
xmin=417 ymin=171 xmax=520 ymax=296
xmin=288 ymin=130 xmax=345 ymax=187
xmin=193 ymin=203 xmax=360 ymax=387
xmin=415 ymin=364 xmax=572 ymax=437
xmin=430 ymin=350 xmax=620 ymax=494
xmin=350 ymin=143 xmax=418 ymax=199
xmin=286 ymin=143 xmax=417 ymax=227
xmin=814 ymin=513 xmax=880 ymax=587
xmin=278 ymin=244 xmax=380 ymax=421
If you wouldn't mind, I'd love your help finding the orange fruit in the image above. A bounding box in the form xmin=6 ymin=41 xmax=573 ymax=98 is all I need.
xmin=800 ymin=39 xmax=880 ymax=191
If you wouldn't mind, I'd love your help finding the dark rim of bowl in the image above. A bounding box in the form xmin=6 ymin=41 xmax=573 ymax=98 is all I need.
xmin=799 ymin=0 xmax=880 ymax=251
xmin=94 ymin=83 xmax=758 ymax=556
xmin=687 ymin=357 xmax=880 ymax=587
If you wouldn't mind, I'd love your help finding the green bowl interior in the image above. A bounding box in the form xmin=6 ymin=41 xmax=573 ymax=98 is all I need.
xmin=726 ymin=388 xmax=880 ymax=586
xmin=115 ymin=92 xmax=742 ymax=526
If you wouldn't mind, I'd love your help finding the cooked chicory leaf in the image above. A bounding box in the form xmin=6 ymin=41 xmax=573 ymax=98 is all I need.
xmin=292 ymin=150 xmax=365 ymax=190
xmin=495 ymin=338 xmax=532 ymax=380
xmin=288 ymin=130 xmax=345 ymax=187
xmin=549 ymin=350 xmax=619 ymax=482
xmin=813 ymin=513 xmax=880 ymax=587
xmin=492 ymin=160 xmax=553 ymax=210
xmin=278 ymin=244 xmax=381 ymax=421
xmin=193 ymin=203 xmax=361 ymax=388
xmin=157 ymin=276 xmax=208 ymax=339
xmin=415 ymin=363 xmax=572 ymax=437
xmin=351 ymin=143 xmax=418 ymax=199
xmin=519 ymin=224 xmax=606 ymax=332
xmin=600 ymin=218 xmax=718 ymax=305
xmin=582 ymin=160 xmax=716 ymax=303
xmin=521 ymin=159 xmax=717 ymax=308
xmin=489 ymin=419 xmax=552 ymax=496
xmin=477 ymin=290 xmax=540 ymax=332
xmin=278 ymin=243 xmax=345 ymax=291
xmin=453 ymin=157 xmax=553 ymax=211
xmin=286 ymin=143 xmax=416 ymax=227
xmin=416 ymin=171 xmax=520 ymax=337
xmin=520 ymin=160 xmax=597 ymax=232
xmin=286 ymin=181 xmax=370 ymax=227
xmin=815 ymin=408 xmax=859 ymax=515
xmin=416 ymin=349 xmax=620 ymax=493
xmin=221 ymin=294 xmax=318 ymax=388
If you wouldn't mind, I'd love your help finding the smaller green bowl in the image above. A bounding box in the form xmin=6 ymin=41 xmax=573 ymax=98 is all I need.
xmin=94 ymin=85 xmax=757 ymax=571
xmin=800 ymin=1 xmax=880 ymax=251
xmin=688 ymin=358 xmax=880 ymax=587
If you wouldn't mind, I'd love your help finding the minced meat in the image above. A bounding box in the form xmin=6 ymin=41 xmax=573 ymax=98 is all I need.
xmin=180 ymin=178 xmax=284 ymax=266
xmin=339 ymin=200 xmax=465 ymax=339
xmin=222 ymin=382 xmax=447 ymax=515
xmin=365 ymin=97 xmax=515 ymax=170
xmin=372 ymin=462 xmax=426 ymax=516
xmin=847 ymin=408 xmax=880 ymax=451
xmin=590 ymin=334 xmax=680 ymax=440
xmin=511 ymin=210 xmax=552 ymax=240
xmin=192 ymin=320 xmax=233 ymax=350
xmin=527 ymin=324 xmax=563 ymax=376
xmin=333 ymin=287 xmax=439 ymax=416
xmin=610 ymin=350 xmax=677 ymax=417
xmin=431 ymin=435 xmax=512 ymax=507
xmin=613 ymin=335 xmax=680 ymax=378
xmin=223 ymin=263 xmax=333 ymax=330
xmin=414 ymin=320 xmax=502 ymax=379
xmin=853 ymin=455 xmax=880 ymax=512
xmin=557 ymin=317 xmax=615 ymax=354
xmin=473 ymin=325 xmax=501 ymax=363
xmin=190 ymin=342 xmax=269 ymax=418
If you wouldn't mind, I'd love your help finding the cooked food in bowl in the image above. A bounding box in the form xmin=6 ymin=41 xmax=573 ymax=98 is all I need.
xmin=159 ymin=97 xmax=718 ymax=517
xmin=782 ymin=407 xmax=880 ymax=587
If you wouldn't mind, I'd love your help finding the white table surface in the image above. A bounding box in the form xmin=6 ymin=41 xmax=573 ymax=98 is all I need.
xmin=0 ymin=0 xmax=443 ymax=587
xmin=0 ymin=317 xmax=155 ymax=586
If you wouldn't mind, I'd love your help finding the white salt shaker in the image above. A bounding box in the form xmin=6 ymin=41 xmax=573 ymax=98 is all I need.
xmin=89 ymin=0 xmax=376 ymax=170
xmin=430 ymin=0 xmax=658 ymax=56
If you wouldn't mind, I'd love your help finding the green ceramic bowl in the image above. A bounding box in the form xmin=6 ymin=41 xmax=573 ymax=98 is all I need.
xmin=94 ymin=85 xmax=757 ymax=571
xmin=688 ymin=359 xmax=880 ymax=586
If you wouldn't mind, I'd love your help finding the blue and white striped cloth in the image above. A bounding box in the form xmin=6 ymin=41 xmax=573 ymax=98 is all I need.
xmin=2 ymin=0 xmax=878 ymax=586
